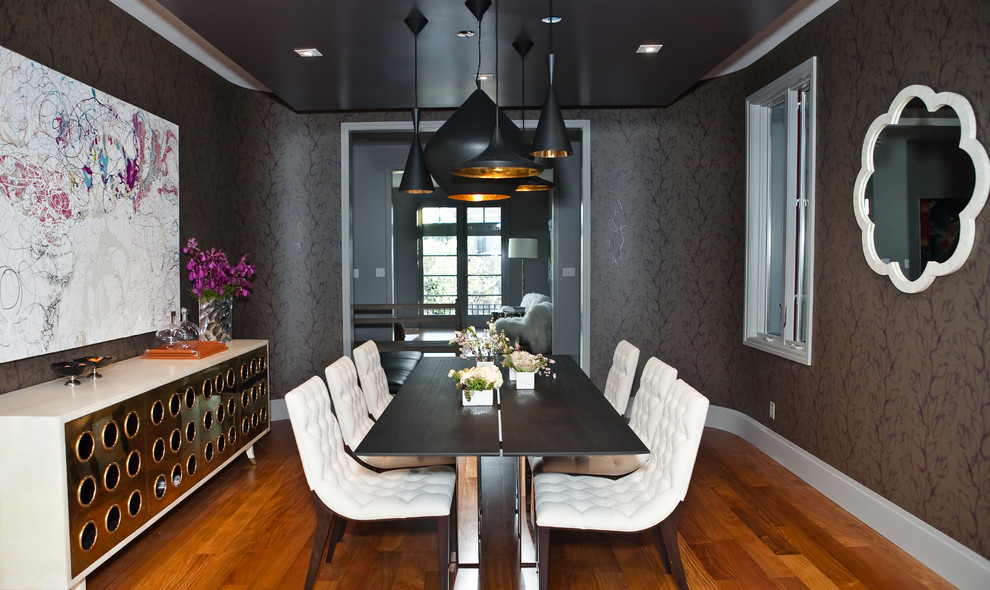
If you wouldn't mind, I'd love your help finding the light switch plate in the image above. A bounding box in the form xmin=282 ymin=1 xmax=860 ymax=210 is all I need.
xmin=353 ymin=268 xmax=359 ymax=279
xmin=375 ymin=268 xmax=385 ymax=278
xmin=562 ymin=267 xmax=576 ymax=277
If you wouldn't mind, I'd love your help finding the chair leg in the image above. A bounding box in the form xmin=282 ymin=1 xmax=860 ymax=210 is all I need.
xmin=326 ymin=515 xmax=347 ymax=563
xmin=306 ymin=493 xmax=335 ymax=590
xmin=656 ymin=502 xmax=688 ymax=590
xmin=537 ymin=525 xmax=550 ymax=590
xmin=436 ymin=515 xmax=450 ymax=590
xmin=652 ymin=526 xmax=671 ymax=574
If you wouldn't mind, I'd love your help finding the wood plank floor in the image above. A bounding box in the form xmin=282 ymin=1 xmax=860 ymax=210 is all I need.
xmin=87 ymin=421 xmax=954 ymax=590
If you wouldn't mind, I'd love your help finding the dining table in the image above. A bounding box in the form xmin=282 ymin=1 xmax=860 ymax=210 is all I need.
xmin=354 ymin=354 xmax=648 ymax=576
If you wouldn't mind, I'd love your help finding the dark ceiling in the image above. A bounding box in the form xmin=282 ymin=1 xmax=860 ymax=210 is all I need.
xmin=153 ymin=0 xmax=801 ymax=113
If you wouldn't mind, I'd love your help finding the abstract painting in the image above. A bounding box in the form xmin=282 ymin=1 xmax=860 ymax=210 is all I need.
xmin=0 ymin=44 xmax=179 ymax=363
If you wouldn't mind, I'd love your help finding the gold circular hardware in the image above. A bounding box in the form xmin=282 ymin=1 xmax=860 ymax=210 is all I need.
xmin=101 ymin=420 xmax=119 ymax=450
xmin=127 ymin=490 xmax=142 ymax=516
xmin=103 ymin=462 xmax=120 ymax=491
xmin=150 ymin=400 xmax=165 ymax=425
xmin=105 ymin=505 xmax=121 ymax=533
xmin=124 ymin=411 xmax=140 ymax=438
xmin=152 ymin=438 xmax=165 ymax=462
xmin=184 ymin=386 xmax=196 ymax=408
xmin=126 ymin=451 xmax=141 ymax=477
xmin=75 ymin=431 xmax=95 ymax=462
xmin=79 ymin=521 xmax=97 ymax=551
xmin=169 ymin=429 xmax=181 ymax=453
xmin=169 ymin=393 xmax=181 ymax=416
xmin=78 ymin=476 xmax=97 ymax=507
xmin=154 ymin=475 xmax=166 ymax=499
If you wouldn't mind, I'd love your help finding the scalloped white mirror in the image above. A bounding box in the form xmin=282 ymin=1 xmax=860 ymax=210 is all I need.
xmin=854 ymin=85 xmax=990 ymax=293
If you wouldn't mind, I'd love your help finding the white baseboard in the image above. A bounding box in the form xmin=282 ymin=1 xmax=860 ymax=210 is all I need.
xmin=707 ymin=406 xmax=990 ymax=590
xmin=271 ymin=398 xmax=288 ymax=422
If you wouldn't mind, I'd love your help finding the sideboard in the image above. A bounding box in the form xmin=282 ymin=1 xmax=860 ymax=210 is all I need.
xmin=0 ymin=339 xmax=270 ymax=590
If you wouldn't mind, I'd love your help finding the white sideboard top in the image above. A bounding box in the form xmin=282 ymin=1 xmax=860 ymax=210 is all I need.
xmin=0 ymin=339 xmax=268 ymax=421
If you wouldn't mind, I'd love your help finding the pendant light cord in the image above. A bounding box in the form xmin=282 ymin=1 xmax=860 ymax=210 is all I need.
xmin=548 ymin=0 xmax=554 ymax=51
xmin=414 ymin=29 xmax=419 ymax=109
xmin=475 ymin=11 xmax=483 ymax=90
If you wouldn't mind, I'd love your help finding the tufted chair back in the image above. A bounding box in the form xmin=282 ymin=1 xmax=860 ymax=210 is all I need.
xmin=285 ymin=376 xmax=456 ymax=590
xmin=602 ymin=340 xmax=641 ymax=415
xmin=627 ymin=356 xmax=678 ymax=449
xmin=324 ymin=356 xmax=374 ymax=451
xmin=533 ymin=373 xmax=708 ymax=590
xmin=284 ymin=376 xmax=367 ymax=508
xmin=353 ymin=340 xmax=392 ymax=420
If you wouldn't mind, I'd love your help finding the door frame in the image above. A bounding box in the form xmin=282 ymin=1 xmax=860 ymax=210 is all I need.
xmin=341 ymin=120 xmax=591 ymax=371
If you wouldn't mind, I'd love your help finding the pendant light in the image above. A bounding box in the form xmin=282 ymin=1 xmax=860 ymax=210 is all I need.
xmin=398 ymin=7 xmax=434 ymax=194
xmin=531 ymin=0 xmax=573 ymax=158
xmin=513 ymin=33 xmax=554 ymax=193
xmin=423 ymin=0 xmax=529 ymax=201
xmin=452 ymin=0 xmax=544 ymax=180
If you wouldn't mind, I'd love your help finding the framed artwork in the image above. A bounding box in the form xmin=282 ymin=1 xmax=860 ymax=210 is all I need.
xmin=0 ymin=44 xmax=179 ymax=363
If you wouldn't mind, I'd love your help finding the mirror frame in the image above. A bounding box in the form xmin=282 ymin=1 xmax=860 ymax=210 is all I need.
xmin=853 ymin=85 xmax=990 ymax=293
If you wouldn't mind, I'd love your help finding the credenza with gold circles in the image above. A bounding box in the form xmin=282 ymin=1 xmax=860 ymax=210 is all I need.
xmin=0 ymin=339 xmax=269 ymax=590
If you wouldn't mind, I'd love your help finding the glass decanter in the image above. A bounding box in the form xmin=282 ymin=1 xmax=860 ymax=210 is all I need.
xmin=178 ymin=307 xmax=200 ymax=345
xmin=155 ymin=311 xmax=185 ymax=349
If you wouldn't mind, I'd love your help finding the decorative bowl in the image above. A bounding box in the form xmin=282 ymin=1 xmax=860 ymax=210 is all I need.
xmin=52 ymin=362 xmax=91 ymax=386
xmin=73 ymin=356 xmax=115 ymax=379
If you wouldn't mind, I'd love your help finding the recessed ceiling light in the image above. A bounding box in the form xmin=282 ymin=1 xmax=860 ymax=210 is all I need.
xmin=456 ymin=30 xmax=476 ymax=38
xmin=541 ymin=15 xmax=562 ymax=24
xmin=636 ymin=44 xmax=663 ymax=54
xmin=294 ymin=48 xmax=323 ymax=57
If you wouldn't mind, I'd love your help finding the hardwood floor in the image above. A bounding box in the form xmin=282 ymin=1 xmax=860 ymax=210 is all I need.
xmin=87 ymin=421 xmax=954 ymax=590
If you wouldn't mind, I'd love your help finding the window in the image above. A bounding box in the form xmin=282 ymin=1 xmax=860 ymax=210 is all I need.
xmin=744 ymin=57 xmax=817 ymax=365
xmin=420 ymin=205 xmax=503 ymax=319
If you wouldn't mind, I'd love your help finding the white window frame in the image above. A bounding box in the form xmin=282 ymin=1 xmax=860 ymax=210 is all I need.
xmin=744 ymin=57 xmax=817 ymax=365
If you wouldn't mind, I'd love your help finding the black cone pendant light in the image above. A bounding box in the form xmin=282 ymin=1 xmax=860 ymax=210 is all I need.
xmin=531 ymin=0 xmax=573 ymax=158
xmin=513 ymin=33 xmax=554 ymax=193
xmin=398 ymin=7 xmax=434 ymax=194
xmin=451 ymin=0 xmax=544 ymax=180
xmin=424 ymin=0 xmax=535 ymax=200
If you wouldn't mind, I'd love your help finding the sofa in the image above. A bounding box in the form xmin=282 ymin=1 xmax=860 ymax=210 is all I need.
xmin=494 ymin=293 xmax=552 ymax=354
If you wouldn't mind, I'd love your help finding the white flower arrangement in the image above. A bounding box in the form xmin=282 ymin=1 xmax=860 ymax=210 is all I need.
xmin=502 ymin=349 xmax=555 ymax=377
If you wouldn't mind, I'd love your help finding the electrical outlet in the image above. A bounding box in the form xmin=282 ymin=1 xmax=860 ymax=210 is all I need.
xmin=353 ymin=268 xmax=359 ymax=279
xmin=769 ymin=401 xmax=776 ymax=420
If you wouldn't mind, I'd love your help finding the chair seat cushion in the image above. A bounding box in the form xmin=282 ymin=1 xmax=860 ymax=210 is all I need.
xmin=316 ymin=465 xmax=456 ymax=521
xmin=534 ymin=468 xmax=680 ymax=533
xmin=532 ymin=453 xmax=647 ymax=477
xmin=360 ymin=454 xmax=455 ymax=470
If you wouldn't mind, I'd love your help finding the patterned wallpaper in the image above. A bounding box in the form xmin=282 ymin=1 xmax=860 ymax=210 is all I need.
xmin=0 ymin=0 xmax=987 ymax=560
xmin=574 ymin=0 xmax=990 ymax=558
xmin=0 ymin=0 xmax=240 ymax=393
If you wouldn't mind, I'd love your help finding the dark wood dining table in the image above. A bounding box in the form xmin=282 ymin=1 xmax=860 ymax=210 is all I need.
xmin=354 ymin=355 xmax=648 ymax=576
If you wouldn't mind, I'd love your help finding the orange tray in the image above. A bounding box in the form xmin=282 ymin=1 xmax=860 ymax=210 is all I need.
xmin=141 ymin=341 xmax=228 ymax=360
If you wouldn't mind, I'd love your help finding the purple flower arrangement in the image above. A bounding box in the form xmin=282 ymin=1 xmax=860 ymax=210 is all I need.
xmin=182 ymin=238 xmax=256 ymax=301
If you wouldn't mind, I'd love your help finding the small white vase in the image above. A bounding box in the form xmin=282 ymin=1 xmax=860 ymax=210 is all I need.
xmin=462 ymin=389 xmax=493 ymax=406
xmin=516 ymin=371 xmax=535 ymax=390
xmin=476 ymin=360 xmax=495 ymax=367
xmin=508 ymin=367 xmax=517 ymax=381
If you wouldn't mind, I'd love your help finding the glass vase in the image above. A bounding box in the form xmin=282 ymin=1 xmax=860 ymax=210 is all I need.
xmin=199 ymin=297 xmax=233 ymax=343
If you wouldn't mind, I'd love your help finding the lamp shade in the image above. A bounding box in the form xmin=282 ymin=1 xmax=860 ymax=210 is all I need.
xmin=508 ymin=238 xmax=539 ymax=259
xmin=398 ymin=108 xmax=435 ymax=193
xmin=531 ymin=53 xmax=573 ymax=158
xmin=424 ymin=88 xmax=528 ymax=200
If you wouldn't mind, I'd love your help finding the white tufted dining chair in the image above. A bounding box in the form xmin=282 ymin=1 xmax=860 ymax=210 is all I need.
xmin=284 ymin=376 xmax=456 ymax=590
xmin=533 ymin=375 xmax=709 ymax=590
xmin=325 ymin=356 xmax=454 ymax=470
xmin=532 ymin=356 xmax=677 ymax=478
xmin=353 ymin=340 xmax=392 ymax=420
xmin=602 ymin=339 xmax=641 ymax=416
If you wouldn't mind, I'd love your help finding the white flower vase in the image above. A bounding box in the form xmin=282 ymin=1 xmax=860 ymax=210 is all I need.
xmin=508 ymin=367 xmax=517 ymax=381
xmin=199 ymin=297 xmax=233 ymax=343
xmin=515 ymin=371 xmax=535 ymax=390
xmin=462 ymin=389 xmax=494 ymax=406
xmin=476 ymin=360 xmax=495 ymax=367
